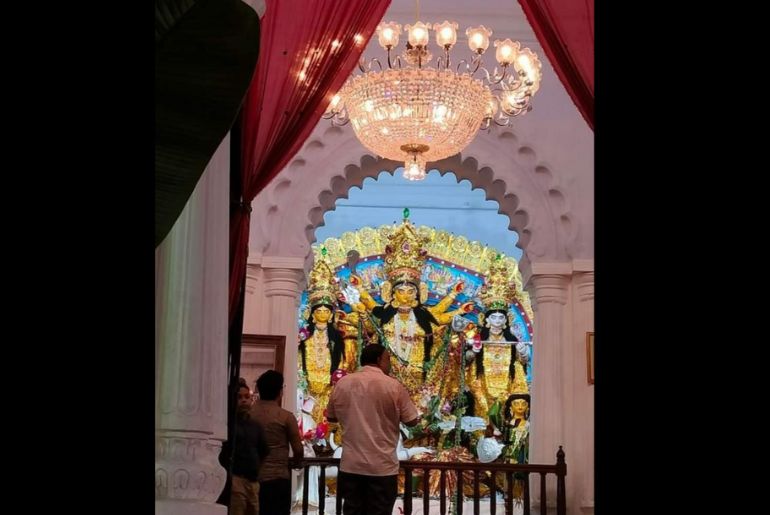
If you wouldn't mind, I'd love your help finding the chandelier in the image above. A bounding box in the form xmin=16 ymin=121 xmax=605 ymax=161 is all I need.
xmin=323 ymin=20 xmax=542 ymax=181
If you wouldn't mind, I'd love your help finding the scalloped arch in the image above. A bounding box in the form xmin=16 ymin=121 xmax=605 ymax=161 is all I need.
xmin=249 ymin=127 xmax=577 ymax=264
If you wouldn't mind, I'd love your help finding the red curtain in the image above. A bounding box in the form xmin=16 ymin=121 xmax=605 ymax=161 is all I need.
xmin=517 ymin=0 xmax=594 ymax=130
xmin=230 ymin=0 xmax=392 ymax=321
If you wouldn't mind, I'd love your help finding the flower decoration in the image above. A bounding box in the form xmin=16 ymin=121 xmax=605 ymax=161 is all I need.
xmin=331 ymin=368 xmax=348 ymax=385
xmin=316 ymin=422 xmax=329 ymax=440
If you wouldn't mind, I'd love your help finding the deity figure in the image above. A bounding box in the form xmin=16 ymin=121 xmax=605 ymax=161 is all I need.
xmin=502 ymin=387 xmax=531 ymax=501
xmin=333 ymin=301 xmax=376 ymax=371
xmin=475 ymin=374 xmax=530 ymax=500
xmin=298 ymin=259 xmax=358 ymax=425
xmin=502 ymin=392 xmax=530 ymax=466
xmin=343 ymin=215 xmax=474 ymax=408
xmin=466 ymin=257 xmax=530 ymax=422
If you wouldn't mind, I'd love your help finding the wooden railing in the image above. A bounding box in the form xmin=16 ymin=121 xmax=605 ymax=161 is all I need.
xmin=297 ymin=446 xmax=566 ymax=515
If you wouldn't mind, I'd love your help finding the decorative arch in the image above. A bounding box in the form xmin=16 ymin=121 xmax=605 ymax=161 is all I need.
xmin=249 ymin=125 xmax=577 ymax=269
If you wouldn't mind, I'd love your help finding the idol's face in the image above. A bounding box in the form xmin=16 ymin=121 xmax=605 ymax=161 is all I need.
xmin=394 ymin=284 xmax=417 ymax=305
xmin=511 ymin=399 xmax=528 ymax=417
xmin=313 ymin=306 xmax=332 ymax=324
xmin=487 ymin=312 xmax=507 ymax=329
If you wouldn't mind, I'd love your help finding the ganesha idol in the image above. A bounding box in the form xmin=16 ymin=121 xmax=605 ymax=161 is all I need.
xmin=293 ymin=368 xmax=349 ymax=508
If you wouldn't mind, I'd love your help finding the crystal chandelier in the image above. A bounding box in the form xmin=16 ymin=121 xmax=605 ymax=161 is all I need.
xmin=324 ymin=20 xmax=542 ymax=181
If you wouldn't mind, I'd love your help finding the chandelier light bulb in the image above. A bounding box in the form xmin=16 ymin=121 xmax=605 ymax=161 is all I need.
xmin=406 ymin=22 xmax=430 ymax=47
xmin=494 ymin=39 xmax=519 ymax=66
xmin=403 ymin=156 xmax=426 ymax=181
xmin=434 ymin=21 xmax=458 ymax=48
xmin=377 ymin=22 xmax=401 ymax=49
xmin=466 ymin=26 xmax=492 ymax=53
xmin=514 ymin=48 xmax=542 ymax=94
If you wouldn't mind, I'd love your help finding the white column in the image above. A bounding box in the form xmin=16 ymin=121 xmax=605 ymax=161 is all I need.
xmin=243 ymin=258 xmax=269 ymax=335
xmin=261 ymin=257 xmax=305 ymax=414
xmin=155 ymin=135 xmax=230 ymax=515
xmin=526 ymin=269 xmax=569 ymax=513
xmin=573 ymin=270 xmax=594 ymax=514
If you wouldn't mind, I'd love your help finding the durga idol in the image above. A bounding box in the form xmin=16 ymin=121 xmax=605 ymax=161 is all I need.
xmin=344 ymin=215 xmax=474 ymax=406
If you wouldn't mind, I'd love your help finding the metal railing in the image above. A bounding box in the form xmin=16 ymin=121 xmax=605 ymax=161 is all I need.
xmin=297 ymin=446 xmax=566 ymax=515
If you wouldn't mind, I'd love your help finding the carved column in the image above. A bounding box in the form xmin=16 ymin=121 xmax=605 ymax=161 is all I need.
xmin=526 ymin=271 xmax=569 ymax=512
xmin=155 ymin=136 xmax=229 ymax=515
xmin=574 ymin=271 xmax=594 ymax=514
xmin=262 ymin=257 xmax=305 ymax=414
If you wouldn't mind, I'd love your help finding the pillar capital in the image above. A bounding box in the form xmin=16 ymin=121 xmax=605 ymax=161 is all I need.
xmin=528 ymin=273 xmax=569 ymax=306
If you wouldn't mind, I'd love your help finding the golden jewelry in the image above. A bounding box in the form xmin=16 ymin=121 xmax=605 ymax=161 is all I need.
xmin=308 ymin=259 xmax=338 ymax=308
xmin=383 ymin=217 xmax=429 ymax=285
xmin=478 ymin=256 xmax=516 ymax=312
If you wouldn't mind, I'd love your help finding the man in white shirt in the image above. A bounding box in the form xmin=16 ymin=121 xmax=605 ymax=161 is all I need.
xmin=327 ymin=344 xmax=420 ymax=515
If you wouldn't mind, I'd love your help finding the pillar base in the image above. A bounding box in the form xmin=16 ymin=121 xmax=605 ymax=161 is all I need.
xmin=155 ymin=432 xmax=227 ymax=504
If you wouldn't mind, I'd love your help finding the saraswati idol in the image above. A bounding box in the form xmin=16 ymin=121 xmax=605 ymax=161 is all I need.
xmin=466 ymin=256 xmax=530 ymax=422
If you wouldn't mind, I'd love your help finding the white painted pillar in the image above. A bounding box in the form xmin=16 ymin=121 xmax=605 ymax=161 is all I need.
xmin=573 ymin=270 xmax=594 ymax=514
xmin=155 ymin=136 xmax=230 ymax=515
xmin=261 ymin=257 xmax=305 ymax=414
xmin=527 ymin=269 xmax=569 ymax=513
